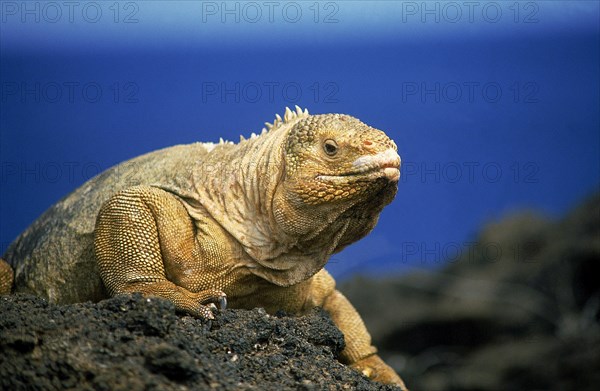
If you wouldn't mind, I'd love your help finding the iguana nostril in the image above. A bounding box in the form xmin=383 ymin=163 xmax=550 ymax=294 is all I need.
xmin=363 ymin=140 xmax=374 ymax=149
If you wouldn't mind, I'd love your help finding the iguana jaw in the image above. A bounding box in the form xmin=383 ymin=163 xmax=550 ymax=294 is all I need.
xmin=316 ymin=148 xmax=401 ymax=182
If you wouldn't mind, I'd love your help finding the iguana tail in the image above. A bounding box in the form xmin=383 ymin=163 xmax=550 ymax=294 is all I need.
xmin=0 ymin=258 xmax=14 ymax=295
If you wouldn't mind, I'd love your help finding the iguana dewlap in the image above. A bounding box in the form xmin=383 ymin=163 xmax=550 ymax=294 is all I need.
xmin=0 ymin=107 xmax=407 ymax=389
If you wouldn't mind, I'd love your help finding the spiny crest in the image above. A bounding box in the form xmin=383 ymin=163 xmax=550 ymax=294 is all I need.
xmin=210 ymin=106 xmax=310 ymax=149
xmin=262 ymin=105 xmax=309 ymax=133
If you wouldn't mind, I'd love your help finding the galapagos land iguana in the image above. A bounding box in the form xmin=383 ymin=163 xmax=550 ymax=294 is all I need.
xmin=0 ymin=107 xmax=407 ymax=389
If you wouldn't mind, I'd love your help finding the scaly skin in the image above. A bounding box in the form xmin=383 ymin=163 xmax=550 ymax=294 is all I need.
xmin=0 ymin=107 xmax=407 ymax=389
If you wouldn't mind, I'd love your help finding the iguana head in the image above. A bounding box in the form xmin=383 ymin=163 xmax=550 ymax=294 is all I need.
xmin=192 ymin=106 xmax=400 ymax=284
xmin=273 ymin=108 xmax=400 ymax=245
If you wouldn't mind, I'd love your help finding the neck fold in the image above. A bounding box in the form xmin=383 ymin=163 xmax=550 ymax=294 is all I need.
xmin=192 ymin=131 xmax=292 ymax=263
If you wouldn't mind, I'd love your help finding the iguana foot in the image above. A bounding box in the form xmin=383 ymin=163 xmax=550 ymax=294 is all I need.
xmin=190 ymin=289 xmax=227 ymax=320
xmin=116 ymin=282 xmax=227 ymax=321
xmin=351 ymin=354 xmax=408 ymax=390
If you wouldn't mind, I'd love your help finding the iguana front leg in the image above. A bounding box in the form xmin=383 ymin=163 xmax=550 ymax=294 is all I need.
xmin=94 ymin=185 xmax=226 ymax=320
xmin=308 ymin=270 xmax=408 ymax=390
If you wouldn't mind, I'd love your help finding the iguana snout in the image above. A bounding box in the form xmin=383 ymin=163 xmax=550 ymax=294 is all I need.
xmin=350 ymin=148 xmax=401 ymax=182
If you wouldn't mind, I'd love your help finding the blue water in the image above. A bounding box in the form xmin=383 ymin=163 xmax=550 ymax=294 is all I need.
xmin=1 ymin=1 xmax=598 ymax=279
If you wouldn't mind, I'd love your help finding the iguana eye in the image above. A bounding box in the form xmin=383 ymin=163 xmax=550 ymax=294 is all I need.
xmin=323 ymin=139 xmax=338 ymax=156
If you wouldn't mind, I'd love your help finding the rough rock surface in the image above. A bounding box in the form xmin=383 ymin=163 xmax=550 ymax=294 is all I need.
xmin=0 ymin=293 xmax=398 ymax=391
xmin=3 ymin=194 xmax=598 ymax=391
xmin=342 ymin=193 xmax=600 ymax=391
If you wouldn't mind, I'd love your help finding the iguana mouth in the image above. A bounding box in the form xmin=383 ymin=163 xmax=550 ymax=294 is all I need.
xmin=318 ymin=149 xmax=401 ymax=182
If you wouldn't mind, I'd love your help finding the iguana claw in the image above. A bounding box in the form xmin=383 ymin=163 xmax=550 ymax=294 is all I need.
xmin=208 ymin=296 xmax=227 ymax=310
xmin=351 ymin=354 xmax=408 ymax=390
xmin=196 ymin=289 xmax=227 ymax=319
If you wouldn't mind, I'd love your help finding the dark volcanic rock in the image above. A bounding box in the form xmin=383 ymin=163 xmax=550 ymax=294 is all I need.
xmin=0 ymin=293 xmax=398 ymax=391
xmin=341 ymin=193 xmax=600 ymax=391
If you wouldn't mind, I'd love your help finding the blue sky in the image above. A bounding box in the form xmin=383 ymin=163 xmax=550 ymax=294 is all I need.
xmin=2 ymin=1 xmax=598 ymax=50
